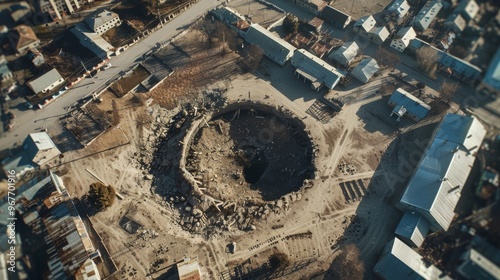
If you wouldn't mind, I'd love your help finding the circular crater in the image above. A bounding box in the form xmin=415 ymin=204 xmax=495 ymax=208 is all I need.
xmin=182 ymin=104 xmax=315 ymax=203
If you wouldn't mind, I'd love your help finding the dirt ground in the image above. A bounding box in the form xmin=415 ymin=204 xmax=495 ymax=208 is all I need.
xmin=329 ymin=0 xmax=393 ymax=19
xmin=54 ymin=13 xmax=443 ymax=280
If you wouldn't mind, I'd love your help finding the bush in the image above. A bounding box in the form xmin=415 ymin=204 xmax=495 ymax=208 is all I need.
xmin=88 ymin=182 xmax=116 ymax=210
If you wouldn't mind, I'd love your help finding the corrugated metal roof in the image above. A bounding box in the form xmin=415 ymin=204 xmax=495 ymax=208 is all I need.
xmin=27 ymin=68 xmax=63 ymax=94
xmin=29 ymin=132 xmax=57 ymax=151
xmin=71 ymin=23 xmax=114 ymax=60
xmin=320 ymin=5 xmax=350 ymax=29
xmin=399 ymin=113 xmax=486 ymax=231
xmin=457 ymin=249 xmax=500 ymax=280
xmin=395 ymin=211 xmax=430 ymax=248
xmin=244 ymin=24 xmax=296 ymax=66
xmin=351 ymin=58 xmax=379 ymax=83
xmin=291 ymin=49 xmax=344 ymax=89
xmin=388 ymin=88 xmax=430 ymax=120
xmin=374 ymin=238 xmax=452 ymax=280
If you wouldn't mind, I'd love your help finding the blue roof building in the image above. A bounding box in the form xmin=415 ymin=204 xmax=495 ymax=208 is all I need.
xmin=388 ymin=88 xmax=431 ymax=122
xmin=395 ymin=211 xmax=430 ymax=248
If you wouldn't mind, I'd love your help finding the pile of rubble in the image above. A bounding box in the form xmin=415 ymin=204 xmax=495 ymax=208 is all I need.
xmin=338 ymin=162 xmax=357 ymax=176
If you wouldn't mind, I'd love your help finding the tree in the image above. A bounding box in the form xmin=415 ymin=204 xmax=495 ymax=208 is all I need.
xmin=242 ymin=44 xmax=264 ymax=70
xmin=375 ymin=47 xmax=400 ymax=69
xmin=282 ymin=14 xmax=299 ymax=35
xmin=329 ymin=244 xmax=364 ymax=280
xmin=268 ymin=252 xmax=290 ymax=273
xmin=88 ymin=182 xmax=115 ymax=210
xmin=415 ymin=46 xmax=438 ymax=76
xmin=439 ymin=80 xmax=459 ymax=103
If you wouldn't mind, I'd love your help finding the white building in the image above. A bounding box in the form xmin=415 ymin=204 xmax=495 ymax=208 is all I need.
xmin=329 ymin=41 xmax=359 ymax=67
xmin=27 ymin=68 xmax=64 ymax=94
xmin=387 ymin=0 xmax=411 ymax=20
xmin=244 ymin=24 xmax=296 ymax=66
xmin=390 ymin=27 xmax=417 ymax=52
xmin=84 ymin=9 xmax=121 ymax=35
xmin=353 ymin=16 xmax=390 ymax=45
xmin=398 ymin=113 xmax=486 ymax=231
xmin=351 ymin=58 xmax=379 ymax=83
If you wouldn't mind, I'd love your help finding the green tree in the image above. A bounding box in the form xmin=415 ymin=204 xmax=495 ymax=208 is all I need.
xmin=283 ymin=14 xmax=299 ymax=35
xmin=88 ymin=182 xmax=116 ymax=210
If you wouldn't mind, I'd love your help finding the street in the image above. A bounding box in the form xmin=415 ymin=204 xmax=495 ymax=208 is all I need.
xmin=0 ymin=0 xmax=218 ymax=151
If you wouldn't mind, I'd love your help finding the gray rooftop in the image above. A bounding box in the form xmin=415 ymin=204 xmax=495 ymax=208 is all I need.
xmin=27 ymin=68 xmax=63 ymax=94
xmin=388 ymin=88 xmax=430 ymax=120
xmin=399 ymin=113 xmax=486 ymax=231
xmin=395 ymin=211 xmax=430 ymax=248
xmin=482 ymin=47 xmax=500 ymax=90
xmin=244 ymin=24 xmax=296 ymax=66
xmin=71 ymin=23 xmax=114 ymax=60
xmin=84 ymin=9 xmax=120 ymax=31
xmin=413 ymin=0 xmax=443 ymax=31
xmin=351 ymin=58 xmax=379 ymax=83
xmin=291 ymin=49 xmax=344 ymax=89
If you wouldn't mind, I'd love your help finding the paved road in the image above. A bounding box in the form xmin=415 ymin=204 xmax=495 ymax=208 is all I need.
xmin=0 ymin=0 xmax=218 ymax=151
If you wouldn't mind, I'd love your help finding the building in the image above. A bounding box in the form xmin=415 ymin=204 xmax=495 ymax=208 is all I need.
xmin=454 ymin=0 xmax=479 ymax=22
xmin=320 ymin=5 xmax=351 ymax=30
xmin=398 ymin=113 xmax=486 ymax=231
xmin=353 ymin=16 xmax=390 ymax=45
xmin=210 ymin=7 xmax=249 ymax=35
xmin=84 ymin=9 xmax=121 ymax=35
xmin=291 ymin=49 xmax=344 ymax=91
xmin=390 ymin=26 xmax=416 ymax=52
xmin=27 ymin=48 xmax=46 ymax=67
xmin=38 ymin=0 xmax=91 ymax=20
xmin=409 ymin=38 xmax=482 ymax=83
xmin=243 ymin=24 xmax=296 ymax=66
xmin=329 ymin=41 xmax=359 ymax=67
xmin=10 ymin=25 xmax=40 ymax=53
xmin=12 ymin=171 xmax=101 ymax=279
xmin=293 ymin=0 xmax=327 ymax=15
xmin=412 ymin=0 xmax=443 ymax=31
xmin=445 ymin=13 xmax=467 ymax=34
xmin=351 ymin=58 xmax=379 ymax=83
xmin=71 ymin=23 xmax=115 ymax=60
xmin=395 ymin=211 xmax=430 ymax=247
xmin=388 ymin=88 xmax=430 ymax=122
xmin=456 ymin=236 xmax=500 ymax=280
xmin=177 ymin=257 xmax=201 ymax=280
xmin=2 ymin=132 xmax=62 ymax=178
xmin=27 ymin=68 xmax=64 ymax=95
xmin=374 ymin=237 xmax=452 ymax=280
xmin=477 ymin=47 xmax=500 ymax=96
xmin=0 ymin=55 xmax=13 ymax=84
xmin=387 ymin=0 xmax=411 ymax=20
xmin=306 ymin=17 xmax=324 ymax=32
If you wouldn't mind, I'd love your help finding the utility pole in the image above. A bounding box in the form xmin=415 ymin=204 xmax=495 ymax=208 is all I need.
xmin=157 ymin=9 xmax=163 ymax=27
xmin=80 ymin=60 xmax=95 ymax=84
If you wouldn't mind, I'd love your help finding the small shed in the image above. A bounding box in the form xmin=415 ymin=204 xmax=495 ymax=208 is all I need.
xmin=351 ymin=58 xmax=379 ymax=83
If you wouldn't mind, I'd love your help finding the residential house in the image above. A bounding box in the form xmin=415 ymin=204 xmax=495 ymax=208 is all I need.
xmin=388 ymin=88 xmax=430 ymax=122
xmin=445 ymin=13 xmax=467 ymax=34
xmin=329 ymin=41 xmax=359 ymax=67
xmin=306 ymin=17 xmax=324 ymax=32
xmin=387 ymin=0 xmax=411 ymax=20
xmin=374 ymin=238 xmax=452 ymax=280
xmin=291 ymin=49 xmax=344 ymax=91
xmin=243 ymin=24 xmax=296 ymax=66
xmin=320 ymin=5 xmax=351 ymax=30
xmin=293 ymin=0 xmax=327 ymax=15
xmin=0 ymin=55 xmax=13 ymax=84
xmin=1 ymin=132 xmax=61 ymax=178
xmin=398 ymin=113 xmax=486 ymax=231
xmin=390 ymin=26 xmax=417 ymax=52
xmin=353 ymin=15 xmax=390 ymax=45
xmin=71 ymin=23 xmax=115 ymax=60
xmin=351 ymin=58 xmax=379 ymax=83
xmin=85 ymin=9 xmax=121 ymax=35
xmin=27 ymin=68 xmax=64 ymax=95
xmin=409 ymin=38 xmax=482 ymax=83
xmin=412 ymin=0 xmax=443 ymax=31
xmin=38 ymin=0 xmax=90 ymax=20
xmin=454 ymin=0 xmax=479 ymax=22
xmin=476 ymin=47 xmax=500 ymax=96
xmin=10 ymin=25 xmax=40 ymax=53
